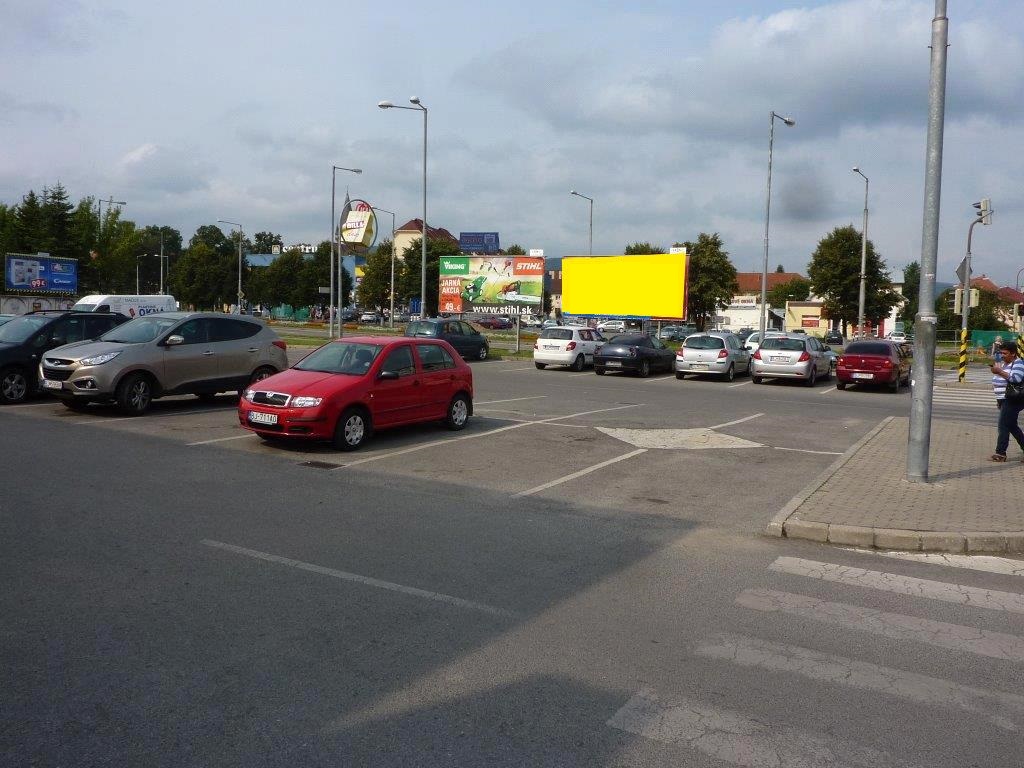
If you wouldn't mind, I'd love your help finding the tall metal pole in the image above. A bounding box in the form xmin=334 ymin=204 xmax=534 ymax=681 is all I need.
xmin=237 ymin=229 xmax=243 ymax=313
xmin=907 ymin=0 xmax=948 ymax=483
xmin=330 ymin=169 xmax=336 ymax=337
xmin=570 ymin=191 xmax=594 ymax=255
xmin=854 ymin=168 xmax=869 ymax=337
xmin=961 ymin=219 xmax=980 ymax=338
xmin=420 ymin=104 xmax=428 ymax=319
xmin=159 ymin=230 xmax=164 ymax=295
xmin=760 ymin=111 xmax=794 ymax=338
xmin=373 ymin=207 xmax=396 ymax=328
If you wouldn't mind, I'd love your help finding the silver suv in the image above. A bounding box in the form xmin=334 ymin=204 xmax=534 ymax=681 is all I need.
xmin=39 ymin=312 xmax=288 ymax=414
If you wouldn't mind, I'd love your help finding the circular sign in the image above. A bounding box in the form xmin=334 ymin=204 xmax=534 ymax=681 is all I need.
xmin=339 ymin=198 xmax=378 ymax=252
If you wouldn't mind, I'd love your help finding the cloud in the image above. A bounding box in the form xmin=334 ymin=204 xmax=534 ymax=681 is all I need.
xmin=113 ymin=143 xmax=212 ymax=195
xmin=0 ymin=91 xmax=77 ymax=123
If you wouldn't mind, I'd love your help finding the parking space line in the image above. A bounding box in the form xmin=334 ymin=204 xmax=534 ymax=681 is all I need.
xmin=772 ymin=446 xmax=843 ymax=456
xmin=729 ymin=381 xmax=752 ymax=388
xmin=497 ymin=366 xmax=538 ymax=373
xmin=641 ymin=375 xmax=675 ymax=384
xmin=334 ymin=403 xmax=643 ymax=470
xmin=475 ymin=396 xmax=546 ymax=405
xmin=707 ymin=412 xmax=763 ymax=430
xmin=567 ymin=371 xmax=593 ymax=377
xmin=819 ymin=386 xmax=838 ymax=395
xmin=188 ymin=434 xmax=254 ymax=446
xmin=5 ymin=401 xmax=61 ymax=408
xmin=75 ymin=406 xmax=237 ymax=426
xmin=200 ymin=539 xmax=518 ymax=618
xmin=514 ymin=448 xmax=648 ymax=497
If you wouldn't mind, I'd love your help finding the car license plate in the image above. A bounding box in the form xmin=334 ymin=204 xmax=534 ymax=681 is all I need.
xmin=248 ymin=411 xmax=278 ymax=425
xmin=543 ymin=344 xmax=559 ymax=350
xmin=770 ymin=356 xmax=788 ymax=363
xmin=605 ymin=361 xmax=622 ymax=367
xmin=852 ymin=372 xmax=874 ymax=380
xmin=691 ymin=363 xmax=709 ymax=370
xmin=41 ymin=379 xmax=62 ymax=390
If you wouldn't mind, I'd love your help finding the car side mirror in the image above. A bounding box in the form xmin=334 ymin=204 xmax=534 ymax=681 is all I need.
xmin=378 ymin=370 xmax=399 ymax=380
xmin=165 ymin=334 xmax=184 ymax=346
xmin=744 ymin=346 xmax=752 ymax=351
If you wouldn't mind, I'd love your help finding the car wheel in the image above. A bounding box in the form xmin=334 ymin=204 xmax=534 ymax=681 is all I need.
xmin=445 ymin=393 xmax=470 ymax=431
xmin=571 ymin=354 xmax=585 ymax=372
xmin=889 ymin=375 xmax=900 ymax=393
xmin=333 ymin=407 xmax=370 ymax=451
xmin=250 ymin=366 xmax=276 ymax=384
xmin=116 ymin=372 xmax=154 ymax=416
xmin=0 ymin=366 xmax=29 ymax=404
xmin=637 ymin=359 xmax=651 ymax=378
xmin=595 ymin=367 xmax=606 ymax=376
xmin=535 ymin=362 xmax=546 ymax=370
xmin=477 ymin=344 xmax=489 ymax=361
xmin=804 ymin=367 xmax=817 ymax=387
xmin=675 ymin=372 xmax=685 ymax=380
xmin=837 ymin=381 xmax=847 ymax=390
xmin=752 ymin=375 xmax=762 ymax=384
xmin=724 ymin=364 xmax=735 ymax=382
xmin=62 ymin=399 xmax=90 ymax=411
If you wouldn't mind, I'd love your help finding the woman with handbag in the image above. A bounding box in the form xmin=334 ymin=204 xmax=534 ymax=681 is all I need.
xmin=990 ymin=340 xmax=1024 ymax=462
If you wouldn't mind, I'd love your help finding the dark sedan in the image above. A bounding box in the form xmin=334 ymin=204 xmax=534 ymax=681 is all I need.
xmin=594 ymin=334 xmax=675 ymax=377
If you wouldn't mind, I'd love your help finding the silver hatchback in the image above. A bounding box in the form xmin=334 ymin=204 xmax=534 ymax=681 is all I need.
xmin=39 ymin=312 xmax=288 ymax=414
xmin=674 ymin=332 xmax=750 ymax=381
xmin=751 ymin=334 xmax=831 ymax=386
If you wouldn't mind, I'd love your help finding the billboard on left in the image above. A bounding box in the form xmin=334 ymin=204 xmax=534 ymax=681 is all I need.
xmin=5 ymin=254 xmax=78 ymax=294
xmin=439 ymin=256 xmax=543 ymax=314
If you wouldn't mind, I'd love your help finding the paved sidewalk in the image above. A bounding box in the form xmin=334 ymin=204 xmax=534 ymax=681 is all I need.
xmin=767 ymin=415 xmax=1024 ymax=553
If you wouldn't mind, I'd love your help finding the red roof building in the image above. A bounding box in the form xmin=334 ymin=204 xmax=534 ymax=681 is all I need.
xmin=734 ymin=272 xmax=806 ymax=294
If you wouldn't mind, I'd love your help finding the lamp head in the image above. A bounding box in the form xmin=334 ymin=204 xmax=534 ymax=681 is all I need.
xmin=409 ymin=96 xmax=420 ymax=105
xmin=352 ymin=169 xmax=363 ymax=174
xmin=852 ymin=166 xmax=859 ymax=173
xmin=782 ymin=116 xmax=795 ymax=127
xmin=570 ymin=190 xmax=576 ymax=195
xmin=378 ymin=101 xmax=393 ymax=109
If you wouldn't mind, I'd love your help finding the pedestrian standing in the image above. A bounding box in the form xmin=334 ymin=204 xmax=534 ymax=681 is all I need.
xmin=990 ymin=340 xmax=1024 ymax=462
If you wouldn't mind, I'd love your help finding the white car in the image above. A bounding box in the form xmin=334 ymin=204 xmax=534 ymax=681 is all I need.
xmin=888 ymin=331 xmax=908 ymax=343
xmin=534 ymin=325 xmax=604 ymax=371
xmin=742 ymin=330 xmax=786 ymax=355
xmin=597 ymin=319 xmax=626 ymax=333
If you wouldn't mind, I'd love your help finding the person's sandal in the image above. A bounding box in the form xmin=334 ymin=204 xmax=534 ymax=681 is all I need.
xmin=991 ymin=454 xmax=1007 ymax=462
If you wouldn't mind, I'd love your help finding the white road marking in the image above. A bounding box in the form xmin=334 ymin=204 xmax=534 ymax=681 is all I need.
xmin=728 ymin=380 xmax=752 ymax=388
xmin=770 ymin=556 xmax=1024 ymax=615
xmin=200 ymin=539 xmax=517 ymax=618
xmin=706 ymin=412 xmax=764 ymax=430
xmin=188 ymin=434 xmax=253 ymax=446
xmin=772 ymin=446 xmax=844 ymax=456
xmin=514 ymin=448 xmax=648 ymax=497
xmin=608 ymin=686 xmax=918 ymax=768
xmin=819 ymin=386 xmax=838 ymax=394
xmin=497 ymin=366 xmax=540 ymax=372
xmin=737 ymin=588 xmax=1024 ymax=662
xmin=334 ymin=403 xmax=644 ymax=469
xmin=474 ymin=396 xmax=547 ymax=405
xmin=695 ymin=633 xmax=1023 ymax=732
xmin=5 ymin=401 xmax=61 ymax=408
xmin=641 ymin=374 xmax=676 ymax=383
xmin=567 ymin=371 xmax=593 ymax=377
xmin=75 ymin=406 xmax=236 ymax=425
xmin=843 ymin=549 xmax=1024 ymax=578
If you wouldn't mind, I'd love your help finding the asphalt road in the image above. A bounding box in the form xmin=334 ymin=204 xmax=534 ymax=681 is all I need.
xmin=2 ymin=361 xmax=1020 ymax=767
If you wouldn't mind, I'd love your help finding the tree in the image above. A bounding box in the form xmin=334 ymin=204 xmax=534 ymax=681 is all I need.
xmin=775 ymin=264 xmax=786 ymax=273
xmin=253 ymin=231 xmax=283 ymax=253
xmin=624 ymin=241 xmax=666 ymax=255
xmin=899 ymin=262 xmax=920 ymax=324
xmin=397 ymin=236 xmax=461 ymax=316
xmin=15 ymin=190 xmax=45 ymax=252
xmin=356 ymin=239 xmax=395 ymax=311
xmin=767 ymin=277 xmax=812 ymax=308
xmin=683 ymin=233 xmax=738 ymax=331
xmin=504 ymin=243 xmax=527 ymax=255
xmin=41 ymin=183 xmax=74 ymax=259
xmin=935 ymin=287 xmax=1010 ymax=333
xmin=806 ymin=225 xmax=901 ymax=330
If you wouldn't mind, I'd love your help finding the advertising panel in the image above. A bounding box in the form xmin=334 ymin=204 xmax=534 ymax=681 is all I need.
xmin=5 ymin=253 xmax=78 ymax=294
xmin=341 ymin=205 xmax=376 ymax=248
xmin=458 ymin=232 xmax=500 ymax=254
xmin=439 ymin=256 xmax=543 ymax=315
xmin=562 ymin=253 xmax=688 ymax=319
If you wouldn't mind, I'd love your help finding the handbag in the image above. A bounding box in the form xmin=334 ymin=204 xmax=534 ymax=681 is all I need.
xmin=1006 ymin=379 xmax=1024 ymax=402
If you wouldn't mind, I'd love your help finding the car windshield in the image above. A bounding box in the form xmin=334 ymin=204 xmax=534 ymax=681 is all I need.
xmin=609 ymin=335 xmax=646 ymax=345
xmin=406 ymin=321 xmax=438 ymax=337
xmin=102 ymin=316 xmax=179 ymax=343
xmin=540 ymin=329 xmax=573 ymax=340
xmin=294 ymin=342 xmax=383 ymax=375
xmin=845 ymin=342 xmax=891 ymax=355
xmin=684 ymin=336 xmax=725 ymax=350
xmin=760 ymin=338 xmax=806 ymax=352
xmin=0 ymin=315 xmax=50 ymax=343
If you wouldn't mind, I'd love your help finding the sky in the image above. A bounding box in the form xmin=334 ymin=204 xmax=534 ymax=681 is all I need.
xmin=2 ymin=0 xmax=1023 ymax=288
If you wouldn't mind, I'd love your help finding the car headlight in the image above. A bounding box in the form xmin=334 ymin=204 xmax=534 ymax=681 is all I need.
xmin=291 ymin=396 xmax=322 ymax=408
xmin=80 ymin=351 xmax=121 ymax=366
xmin=243 ymin=389 xmax=255 ymax=401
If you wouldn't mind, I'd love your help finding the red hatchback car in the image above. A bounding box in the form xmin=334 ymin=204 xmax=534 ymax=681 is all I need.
xmin=238 ymin=336 xmax=474 ymax=450
xmin=836 ymin=340 xmax=911 ymax=392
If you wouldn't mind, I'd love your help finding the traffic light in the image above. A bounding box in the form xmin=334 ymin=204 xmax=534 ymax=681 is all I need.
xmin=973 ymin=197 xmax=993 ymax=225
xmin=953 ymin=288 xmax=963 ymax=315
xmin=970 ymin=288 xmax=980 ymax=307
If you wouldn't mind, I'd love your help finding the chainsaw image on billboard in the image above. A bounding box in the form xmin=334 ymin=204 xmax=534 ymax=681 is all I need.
xmin=439 ymin=256 xmax=544 ymax=315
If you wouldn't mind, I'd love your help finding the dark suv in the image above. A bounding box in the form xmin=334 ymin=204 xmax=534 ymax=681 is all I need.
xmin=404 ymin=318 xmax=489 ymax=361
xmin=0 ymin=311 xmax=128 ymax=404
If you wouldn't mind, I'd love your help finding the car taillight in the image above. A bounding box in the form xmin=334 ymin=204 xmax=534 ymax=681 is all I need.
xmin=882 ymin=358 xmax=893 ymax=368
xmin=837 ymin=356 xmax=845 ymax=366
xmin=752 ymin=349 xmax=762 ymax=360
xmin=797 ymin=351 xmax=811 ymax=362
xmin=717 ymin=349 xmax=728 ymax=359
xmin=566 ymin=341 xmax=577 ymax=351
xmin=272 ymin=340 xmax=287 ymax=351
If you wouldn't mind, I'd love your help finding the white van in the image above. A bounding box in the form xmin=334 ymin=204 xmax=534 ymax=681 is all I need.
xmin=71 ymin=294 xmax=178 ymax=319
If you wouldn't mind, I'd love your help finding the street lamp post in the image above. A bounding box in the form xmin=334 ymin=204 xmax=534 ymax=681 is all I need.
xmin=217 ymin=220 xmax=244 ymax=313
xmin=331 ymin=165 xmax=362 ymax=337
xmin=853 ymin=167 xmax=870 ymax=338
xmin=96 ymin=196 xmax=127 ymax=244
xmin=372 ymin=207 xmax=397 ymax=327
xmin=760 ymin=111 xmax=795 ymax=338
xmin=379 ymin=97 xmax=428 ymax=319
xmin=569 ymin=190 xmax=593 ymax=255
xmin=136 ymin=254 xmax=143 ymax=294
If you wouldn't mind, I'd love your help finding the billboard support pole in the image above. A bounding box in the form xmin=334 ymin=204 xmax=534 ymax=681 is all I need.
xmin=515 ymin=315 xmax=521 ymax=355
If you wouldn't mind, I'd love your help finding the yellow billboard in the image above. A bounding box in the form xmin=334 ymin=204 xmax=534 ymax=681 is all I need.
xmin=562 ymin=253 xmax=688 ymax=319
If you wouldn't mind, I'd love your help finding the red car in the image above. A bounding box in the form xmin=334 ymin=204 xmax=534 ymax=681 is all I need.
xmin=836 ymin=340 xmax=911 ymax=392
xmin=238 ymin=336 xmax=474 ymax=450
